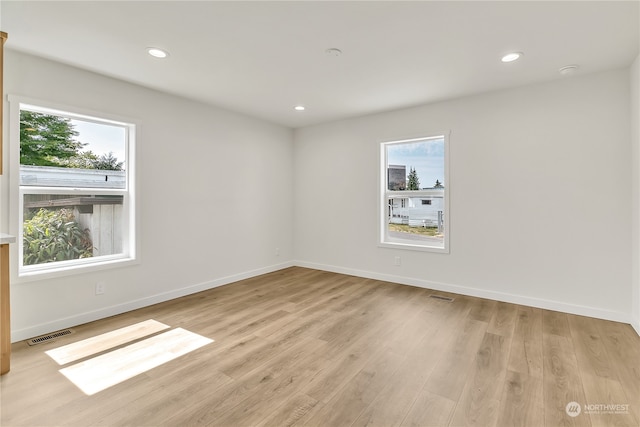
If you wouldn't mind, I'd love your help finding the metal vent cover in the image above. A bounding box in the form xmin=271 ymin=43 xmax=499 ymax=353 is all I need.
xmin=27 ymin=329 xmax=73 ymax=346
xmin=428 ymin=294 xmax=455 ymax=302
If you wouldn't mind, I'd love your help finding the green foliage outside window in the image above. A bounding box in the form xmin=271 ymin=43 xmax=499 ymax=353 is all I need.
xmin=23 ymin=208 xmax=93 ymax=265
xmin=20 ymin=111 xmax=85 ymax=167
xmin=20 ymin=110 xmax=123 ymax=170
xmin=407 ymin=167 xmax=420 ymax=190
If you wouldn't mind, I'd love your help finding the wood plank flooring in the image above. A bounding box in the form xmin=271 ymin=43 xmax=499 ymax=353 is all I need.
xmin=1 ymin=267 xmax=639 ymax=427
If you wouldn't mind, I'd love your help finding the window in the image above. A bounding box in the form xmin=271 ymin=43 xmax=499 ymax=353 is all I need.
xmin=380 ymin=134 xmax=449 ymax=252
xmin=12 ymin=99 xmax=137 ymax=278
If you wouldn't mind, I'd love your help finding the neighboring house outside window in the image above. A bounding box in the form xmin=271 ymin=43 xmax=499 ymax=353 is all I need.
xmin=380 ymin=134 xmax=449 ymax=253
xmin=11 ymin=97 xmax=137 ymax=279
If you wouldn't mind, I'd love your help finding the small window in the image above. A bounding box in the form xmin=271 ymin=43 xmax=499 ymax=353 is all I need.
xmin=380 ymin=134 xmax=449 ymax=252
xmin=14 ymin=100 xmax=136 ymax=277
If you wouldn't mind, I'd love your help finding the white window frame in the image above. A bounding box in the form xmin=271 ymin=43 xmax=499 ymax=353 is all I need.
xmin=9 ymin=96 xmax=139 ymax=281
xmin=379 ymin=133 xmax=450 ymax=253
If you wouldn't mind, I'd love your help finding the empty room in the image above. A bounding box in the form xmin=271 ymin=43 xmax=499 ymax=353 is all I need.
xmin=0 ymin=1 xmax=639 ymax=426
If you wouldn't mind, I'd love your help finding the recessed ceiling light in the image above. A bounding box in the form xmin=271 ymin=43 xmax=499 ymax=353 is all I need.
xmin=501 ymin=52 xmax=523 ymax=63
xmin=147 ymin=47 xmax=169 ymax=58
xmin=294 ymin=105 xmax=306 ymax=111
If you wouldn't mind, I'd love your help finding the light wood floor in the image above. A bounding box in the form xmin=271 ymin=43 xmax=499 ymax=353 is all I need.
xmin=1 ymin=267 xmax=639 ymax=427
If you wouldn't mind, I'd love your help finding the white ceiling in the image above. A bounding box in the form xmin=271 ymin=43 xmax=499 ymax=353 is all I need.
xmin=1 ymin=1 xmax=638 ymax=128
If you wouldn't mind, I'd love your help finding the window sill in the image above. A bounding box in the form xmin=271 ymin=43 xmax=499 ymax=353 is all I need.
xmin=378 ymin=241 xmax=449 ymax=254
xmin=17 ymin=256 xmax=139 ymax=283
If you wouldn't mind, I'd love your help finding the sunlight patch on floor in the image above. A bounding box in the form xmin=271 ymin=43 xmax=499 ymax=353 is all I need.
xmin=44 ymin=320 xmax=213 ymax=396
xmin=46 ymin=319 xmax=170 ymax=365
xmin=59 ymin=328 xmax=213 ymax=395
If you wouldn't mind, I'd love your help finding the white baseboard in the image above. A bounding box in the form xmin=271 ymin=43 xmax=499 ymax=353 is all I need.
xmin=294 ymin=260 xmax=633 ymax=326
xmin=13 ymin=259 xmax=636 ymax=342
xmin=11 ymin=261 xmax=294 ymax=342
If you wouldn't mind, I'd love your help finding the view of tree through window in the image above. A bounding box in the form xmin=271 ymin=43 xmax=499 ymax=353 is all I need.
xmin=20 ymin=110 xmax=125 ymax=171
xmin=381 ymin=135 xmax=448 ymax=252
xmin=18 ymin=104 xmax=133 ymax=272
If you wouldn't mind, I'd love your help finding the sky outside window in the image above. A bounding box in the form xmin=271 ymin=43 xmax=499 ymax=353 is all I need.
xmin=71 ymin=119 xmax=126 ymax=167
xmin=386 ymin=137 xmax=444 ymax=189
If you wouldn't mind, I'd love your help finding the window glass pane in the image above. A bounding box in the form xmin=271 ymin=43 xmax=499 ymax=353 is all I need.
xmin=20 ymin=108 xmax=126 ymax=188
xmin=383 ymin=136 xmax=446 ymax=250
xmin=386 ymin=138 xmax=445 ymax=191
xmin=14 ymin=99 xmax=135 ymax=276
xmin=23 ymin=194 xmax=125 ymax=266
xmin=387 ymin=194 xmax=445 ymax=247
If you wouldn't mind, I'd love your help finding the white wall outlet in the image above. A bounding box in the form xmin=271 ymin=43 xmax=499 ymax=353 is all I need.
xmin=275 ymin=247 xmax=280 ymax=257
xmin=394 ymin=256 xmax=401 ymax=266
xmin=95 ymin=282 xmax=105 ymax=295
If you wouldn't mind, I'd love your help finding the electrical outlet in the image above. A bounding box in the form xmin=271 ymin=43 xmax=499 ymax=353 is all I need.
xmin=275 ymin=247 xmax=280 ymax=257
xmin=394 ymin=256 xmax=401 ymax=266
xmin=95 ymin=282 xmax=105 ymax=295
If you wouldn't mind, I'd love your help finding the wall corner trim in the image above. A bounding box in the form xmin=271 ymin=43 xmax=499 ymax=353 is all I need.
xmin=632 ymin=315 xmax=640 ymax=337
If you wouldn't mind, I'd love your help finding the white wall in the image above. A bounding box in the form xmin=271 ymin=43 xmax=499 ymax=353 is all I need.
xmin=632 ymin=54 xmax=640 ymax=335
xmin=294 ymin=69 xmax=632 ymax=323
xmin=2 ymin=51 xmax=294 ymax=341
xmin=2 ymin=50 xmax=636 ymax=340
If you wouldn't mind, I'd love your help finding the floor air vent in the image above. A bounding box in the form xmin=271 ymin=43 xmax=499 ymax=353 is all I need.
xmin=429 ymin=294 xmax=454 ymax=302
xmin=27 ymin=329 xmax=73 ymax=346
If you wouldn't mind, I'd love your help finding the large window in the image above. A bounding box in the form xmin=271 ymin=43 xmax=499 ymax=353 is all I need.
xmin=380 ymin=134 xmax=449 ymax=253
xmin=13 ymin=99 xmax=136 ymax=278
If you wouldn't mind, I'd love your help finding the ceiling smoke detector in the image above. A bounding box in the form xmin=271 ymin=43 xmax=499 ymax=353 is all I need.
xmin=325 ymin=48 xmax=342 ymax=57
xmin=559 ymin=65 xmax=579 ymax=76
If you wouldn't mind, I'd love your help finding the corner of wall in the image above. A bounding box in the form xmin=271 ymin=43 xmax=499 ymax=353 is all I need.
xmin=631 ymin=53 xmax=640 ymax=336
